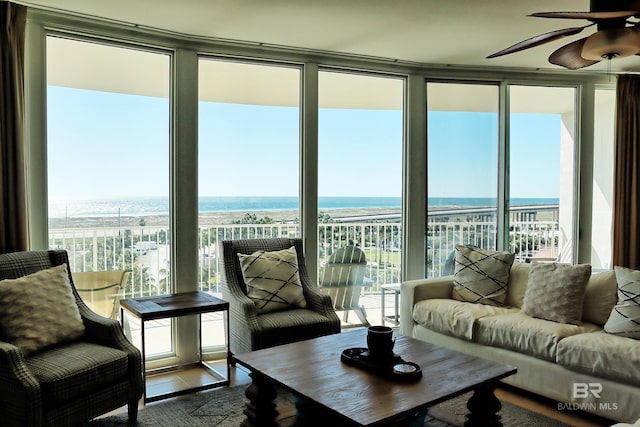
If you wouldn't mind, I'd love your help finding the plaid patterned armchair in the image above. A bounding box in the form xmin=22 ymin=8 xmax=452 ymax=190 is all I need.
xmin=221 ymin=238 xmax=341 ymax=355
xmin=0 ymin=250 xmax=143 ymax=426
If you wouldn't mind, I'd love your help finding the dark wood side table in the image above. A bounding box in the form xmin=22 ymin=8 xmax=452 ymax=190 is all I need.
xmin=120 ymin=291 xmax=230 ymax=403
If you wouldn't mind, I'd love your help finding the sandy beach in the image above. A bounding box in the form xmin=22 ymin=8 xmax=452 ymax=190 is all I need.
xmin=47 ymin=204 xmax=555 ymax=229
xmin=48 ymin=207 xmax=402 ymax=229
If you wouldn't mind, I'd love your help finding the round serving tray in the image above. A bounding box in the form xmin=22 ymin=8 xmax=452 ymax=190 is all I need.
xmin=341 ymin=347 xmax=422 ymax=382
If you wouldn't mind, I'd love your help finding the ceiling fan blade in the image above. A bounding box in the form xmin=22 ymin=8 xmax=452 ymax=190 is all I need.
xmin=530 ymin=11 xmax=640 ymax=19
xmin=548 ymin=38 xmax=601 ymax=69
xmin=487 ymin=27 xmax=585 ymax=58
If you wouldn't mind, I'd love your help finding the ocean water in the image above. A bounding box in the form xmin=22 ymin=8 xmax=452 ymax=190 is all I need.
xmin=48 ymin=196 xmax=559 ymax=218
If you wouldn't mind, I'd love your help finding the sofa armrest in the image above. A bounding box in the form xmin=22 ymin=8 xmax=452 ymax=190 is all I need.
xmin=399 ymin=276 xmax=454 ymax=336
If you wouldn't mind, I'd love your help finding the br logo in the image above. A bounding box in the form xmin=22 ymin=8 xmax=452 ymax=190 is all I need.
xmin=572 ymin=383 xmax=603 ymax=399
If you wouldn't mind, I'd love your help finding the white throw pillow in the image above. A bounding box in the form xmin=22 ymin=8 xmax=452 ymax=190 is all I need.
xmin=521 ymin=262 xmax=591 ymax=325
xmin=604 ymin=266 xmax=640 ymax=339
xmin=0 ymin=264 xmax=85 ymax=356
xmin=238 ymin=246 xmax=308 ymax=313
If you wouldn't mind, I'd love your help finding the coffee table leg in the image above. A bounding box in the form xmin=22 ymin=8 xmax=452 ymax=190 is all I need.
xmin=241 ymin=372 xmax=279 ymax=427
xmin=464 ymin=383 xmax=503 ymax=427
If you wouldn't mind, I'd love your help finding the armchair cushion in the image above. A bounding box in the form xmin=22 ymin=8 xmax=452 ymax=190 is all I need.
xmin=253 ymin=308 xmax=340 ymax=349
xmin=25 ymin=341 xmax=128 ymax=402
xmin=0 ymin=264 xmax=85 ymax=356
xmin=238 ymin=246 xmax=308 ymax=313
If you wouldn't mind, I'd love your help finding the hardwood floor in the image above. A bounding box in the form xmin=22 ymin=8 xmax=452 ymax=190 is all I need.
xmin=102 ymin=362 xmax=615 ymax=426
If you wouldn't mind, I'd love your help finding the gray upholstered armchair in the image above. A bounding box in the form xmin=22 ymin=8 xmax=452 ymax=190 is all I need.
xmin=0 ymin=250 xmax=143 ymax=426
xmin=221 ymin=238 xmax=341 ymax=355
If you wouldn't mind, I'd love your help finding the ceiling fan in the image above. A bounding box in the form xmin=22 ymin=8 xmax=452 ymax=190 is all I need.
xmin=487 ymin=0 xmax=640 ymax=70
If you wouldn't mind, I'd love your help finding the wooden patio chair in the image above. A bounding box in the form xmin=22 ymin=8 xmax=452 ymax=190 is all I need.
xmin=320 ymin=245 xmax=371 ymax=328
xmin=73 ymin=269 xmax=130 ymax=320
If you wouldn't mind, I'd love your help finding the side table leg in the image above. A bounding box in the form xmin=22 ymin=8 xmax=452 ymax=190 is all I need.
xmin=464 ymin=383 xmax=502 ymax=427
xmin=381 ymin=287 xmax=386 ymax=324
xmin=393 ymin=288 xmax=399 ymax=325
xmin=241 ymin=372 xmax=279 ymax=427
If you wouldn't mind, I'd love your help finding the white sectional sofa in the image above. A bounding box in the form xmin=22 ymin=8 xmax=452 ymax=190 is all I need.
xmin=400 ymin=262 xmax=640 ymax=423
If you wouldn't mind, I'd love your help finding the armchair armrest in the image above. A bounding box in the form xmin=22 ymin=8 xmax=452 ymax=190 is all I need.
xmin=221 ymin=279 xmax=263 ymax=355
xmin=303 ymin=285 xmax=341 ymax=321
xmin=78 ymin=304 xmax=143 ymax=398
xmin=0 ymin=341 xmax=42 ymax=426
xmin=399 ymin=276 xmax=454 ymax=336
xmin=222 ymin=278 xmax=259 ymax=321
xmin=78 ymin=303 xmax=137 ymax=352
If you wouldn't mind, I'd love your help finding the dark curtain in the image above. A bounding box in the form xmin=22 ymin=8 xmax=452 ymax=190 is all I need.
xmin=612 ymin=74 xmax=640 ymax=269
xmin=0 ymin=1 xmax=28 ymax=253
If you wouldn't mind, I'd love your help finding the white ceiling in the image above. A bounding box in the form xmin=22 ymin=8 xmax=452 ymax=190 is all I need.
xmin=18 ymin=0 xmax=640 ymax=74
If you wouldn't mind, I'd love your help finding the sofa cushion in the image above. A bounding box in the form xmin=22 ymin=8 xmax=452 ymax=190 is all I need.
xmin=521 ymin=262 xmax=591 ymax=325
xmin=25 ymin=341 xmax=128 ymax=403
xmin=452 ymin=245 xmax=515 ymax=306
xmin=504 ymin=262 xmax=531 ymax=309
xmin=557 ymin=331 xmax=640 ymax=387
xmin=412 ymin=299 xmax=518 ymax=340
xmin=583 ymin=269 xmax=618 ymax=326
xmin=0 ymin=264 xmax=85 ymax=356
xmin=604 ymin=266 xmax=640 ymax=339
xmin=475 ymin=312 xmax=601 ymax=361
xmin=238 ymin=246 xmax=307 ymax=314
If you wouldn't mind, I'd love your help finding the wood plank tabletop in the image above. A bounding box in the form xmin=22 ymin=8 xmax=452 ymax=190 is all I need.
xmin=233 ymin=329 xmax=516 ymax=426
xmin=120 ymin=291 xmax=228 ymax=320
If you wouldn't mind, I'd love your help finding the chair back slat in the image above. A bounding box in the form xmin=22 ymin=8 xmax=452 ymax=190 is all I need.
xmin=73 ymin=270 xmax=130 ymax=319
xmin=320 ymin=246 xmax=369 ymax=319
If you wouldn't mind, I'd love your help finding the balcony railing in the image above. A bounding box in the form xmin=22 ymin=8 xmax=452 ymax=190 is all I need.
xmin=50 ymin=212 xmax=560 ymax=301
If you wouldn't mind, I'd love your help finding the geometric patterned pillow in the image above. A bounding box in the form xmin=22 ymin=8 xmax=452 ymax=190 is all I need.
xmin=0 ymin=264 xmax=85 ymax=356
xmin=604 ymin=266 xmax=640 ymax=339
xmin=237 ymin=246 xmax=308 ymax=314
xmin=521 ymin=262 xmax=591 ymax=325
xmin=452 ymin=245 xmax=515 ymax=306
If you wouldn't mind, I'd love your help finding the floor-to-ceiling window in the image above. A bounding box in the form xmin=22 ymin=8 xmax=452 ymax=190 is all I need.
xmin=592 ymin=88 xmax=616 ymax=270
xmin=509 ymin=85 xmax=576 ymax=264
xmin=197 ymin=58 xmax=301 ymax=343
xmin=317 ymin=71 xmax=404 ymax=326
xmin=46 ymin=36 xmax=172 ymax=357
xmin=426 ymin=83 xmax=499 ymax=277
xmin=30 ymin=11 xmax=618 ymax=352
xmin=425 ymin=83 xmax=578 ymax=277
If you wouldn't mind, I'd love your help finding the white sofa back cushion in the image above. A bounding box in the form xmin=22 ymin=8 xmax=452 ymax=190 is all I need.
xmin=582 ymin=269 xmax=618 ymax=326
xmin=505 ymin=262 xmax=617 ymax=326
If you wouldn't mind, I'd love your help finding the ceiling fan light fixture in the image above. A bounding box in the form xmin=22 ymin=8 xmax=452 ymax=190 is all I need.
xmin=581 ymin=28 xmax=640 ymax=60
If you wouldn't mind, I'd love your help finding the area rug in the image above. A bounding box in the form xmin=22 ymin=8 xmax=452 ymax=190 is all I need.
xmin=87 ymin=385 xmax=572 ymax=427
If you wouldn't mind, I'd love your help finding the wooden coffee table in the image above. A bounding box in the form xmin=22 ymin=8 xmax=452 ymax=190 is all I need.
xmin=232 ymin=329 xmax=516 ymax=426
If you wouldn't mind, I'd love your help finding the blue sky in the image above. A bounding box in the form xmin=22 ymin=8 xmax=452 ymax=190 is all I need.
xmin=47 ymin=86 xmax=560 ymax=201
xmin=428 ymin=111 xmax=561 ymax=198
